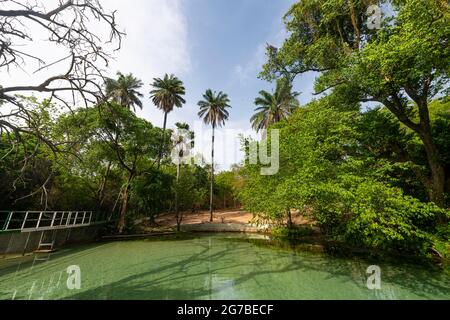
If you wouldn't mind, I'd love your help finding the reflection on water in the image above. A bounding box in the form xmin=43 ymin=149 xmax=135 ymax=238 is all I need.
xmin=0 ymin=233 xmax=449 ymax=300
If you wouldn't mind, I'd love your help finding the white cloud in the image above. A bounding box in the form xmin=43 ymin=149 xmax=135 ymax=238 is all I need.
xmin=191 ymin=119 xmax=259 ymax=171
xmin=105 ymin=0 xmax=191 ymax=79
xmin=232 ymin=43 xmax=266 ymax=85
xmin=0 ymin=0 xmax=191 ymax=126
xmin=232 ymin=28 xmax=286 ymax=85
xmin=103 ymin=0 xmax=191 ymax=126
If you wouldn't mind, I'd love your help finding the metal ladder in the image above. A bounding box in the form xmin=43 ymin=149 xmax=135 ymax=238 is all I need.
xmin=32 ymin=230 xmax=57 ymax=265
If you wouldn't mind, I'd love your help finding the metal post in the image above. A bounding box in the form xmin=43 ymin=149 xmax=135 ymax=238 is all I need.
xmin=52 ymin=229 xmax=58 ymax=248
xmin=66 ymin=212 xmax=71 ymax=227
xmin=2 ymin=233 xmax=13 ymax=259
xmin=50 ymin=212 xmax=57 ymax=227
xmin=21 ymin=212 xmax=29 ymax=230
xmin=38 ymin=231 xmax=45 ymax=250
xmin=3 ymin=211 xmax=12 ymax=231
xmin=36 ymin=212 xmax=43 ymax=229
xmin=73 ymin=212 xmax=78 ymax=226
xmin=65 ymin=228 xmax=72 ymax=243
xmin=22 ymin=232 xmax=31 ymax=256
xmin=60 ymin=212 xmax=65 ymax=226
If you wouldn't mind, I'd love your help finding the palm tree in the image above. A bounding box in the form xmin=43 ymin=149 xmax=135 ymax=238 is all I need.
xmin=250 ymin=79 xmax=300 ymax=132
xmin=150 ymin=74 xmax=186 ymax=169
xmin=198 ymin=89 xmax=231 ymax=222
xmin=105 ymin=72 xmax=144 ymax=111
xmin=172 ymin=122 xmax=194 ymax=231
xmin=100 ymin=72 xmax=144 ymax=214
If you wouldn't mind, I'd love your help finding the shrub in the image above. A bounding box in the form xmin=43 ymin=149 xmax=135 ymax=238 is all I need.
xmin=343 ymin=181 xmax=449 ymax=257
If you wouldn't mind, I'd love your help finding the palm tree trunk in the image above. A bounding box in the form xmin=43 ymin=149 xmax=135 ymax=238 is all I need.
xmin=175 ymin=162 xmax=181 ymax=232
xmin=210 ymin=126 xmax=215 ymax=222
xmin=157 ymin=112 xmax=168 ymax=169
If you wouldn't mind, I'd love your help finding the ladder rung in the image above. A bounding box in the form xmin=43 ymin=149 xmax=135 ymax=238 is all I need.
xmin=35 ymin=249 xmax=55 ymax=253
xmin=35 ymin=257 xmax=50 ymax=261
xmin=39 ymin=243 xmax=54 ymax=247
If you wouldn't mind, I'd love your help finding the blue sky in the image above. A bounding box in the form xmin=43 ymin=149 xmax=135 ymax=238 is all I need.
xmin=108 ymin=0 xmax=321 ymax=171
xmin=1 ymin=0 xmax=319 ymax=170
xmin=182 ymin=0 xmax=317 ymax=124
xmin=112 ymin=0 xmax=319 ymax=170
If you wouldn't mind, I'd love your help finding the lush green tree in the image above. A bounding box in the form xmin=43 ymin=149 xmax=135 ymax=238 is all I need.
xmin=215 ymin=170 xmax=242 ymax=209
xmin=150 ymin=74 xmax=186 ymax=169
xmin=105 ymin=72 xmax=144 ymax=112
xmin=240 ymin=98 xmax=449 ymax=257
xmin=198 ymin=89 xmax=231 ymax=222
xmin=261 ymin=0 xmax=450 ymax=206
xmin=132 ymin=168 xmax=174 ymax=224
xmin=173 ymin=165 xmax=208 ymax=231
xmin=57 ymin=103 xmax=162 ymax=233
xmin=98 ymin=104 xmax=162 ymax=233
xmin=250 ymin=78 xmax=300 ymax=132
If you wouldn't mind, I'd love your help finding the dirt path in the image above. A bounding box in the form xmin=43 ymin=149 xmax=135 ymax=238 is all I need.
xmin=156 ymin=209 xmax=254 ymax=227
xmin=155 ymin=209 xmax=310 ymax=228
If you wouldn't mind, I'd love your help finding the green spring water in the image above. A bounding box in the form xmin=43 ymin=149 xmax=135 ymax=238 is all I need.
xmin=0 ymin=233 xmax=449 ymax=300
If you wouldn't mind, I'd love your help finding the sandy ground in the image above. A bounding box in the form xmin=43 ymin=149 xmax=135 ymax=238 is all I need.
xmin=154 ymin=209 xmax=310 ymax=227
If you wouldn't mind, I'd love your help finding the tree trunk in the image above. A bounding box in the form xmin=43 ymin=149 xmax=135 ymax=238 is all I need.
xmin=421 ymin=129 xmax=446 ymax=207
xmin=210 ymin=126 xmax=215 ymax=222
xmin=97 ymin=161 xmax=112 ymax=208
xmin=175 ymin=162 xmax=181 ymax=232
xmin=385 ymin=96 xmax=446 ymax=207
xmin=286 ymin=209 xmax=293 ymax=229
xmin=117 ymin=172 xmax=135 ymax=234
xmin=157 ymin=112 xmax=168 ymax=169
xmin=416 ymin=99 xmax=446 ymax=207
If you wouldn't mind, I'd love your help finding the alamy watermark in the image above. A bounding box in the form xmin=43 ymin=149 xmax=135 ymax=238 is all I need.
xmin=170 ymin=123 xmax=280 ymax=176
xmin=67 ymin=265 xmax=81 ymax=290
xmin=366 ymin=265 xmax=381 ymax=290
xmin=247 ymin=130 xmax=280 ymax=176
xmin=366 ymin=5 xmax=382 ymax=30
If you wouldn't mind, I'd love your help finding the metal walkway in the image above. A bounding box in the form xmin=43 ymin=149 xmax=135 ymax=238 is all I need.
xmin=0 ymin=211 xmax=110 ymax=234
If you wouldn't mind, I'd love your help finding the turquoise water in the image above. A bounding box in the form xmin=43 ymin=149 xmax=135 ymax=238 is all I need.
xmin=0 ymin=233 xmax=449 ymax=300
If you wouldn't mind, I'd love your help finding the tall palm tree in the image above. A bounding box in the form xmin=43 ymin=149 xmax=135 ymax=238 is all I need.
xmin=250 ymin=79 xmax=300 ymax=132
xmin=172 ymin=122 xmax=194 ymax=231
xmin=198 ymin=89 xmax=231 ymax=222
xmin=105 ymin=72 xmax=144 ymax=111
xmin=101 ymin=72 xmax=144 ymax=215
xmin=150 ymin=74 xmax=186 ymax=169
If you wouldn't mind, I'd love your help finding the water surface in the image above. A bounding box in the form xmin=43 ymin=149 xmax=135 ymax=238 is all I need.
xmin=0 ymin=233 xmax=449 ymax=300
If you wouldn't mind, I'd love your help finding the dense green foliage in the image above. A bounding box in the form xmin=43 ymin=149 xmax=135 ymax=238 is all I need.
xmin=236 ymin=0 xmax=450 ymax=258
xmin=261 ymin=0 xmax=450 ymax=206
xmin=0 ymin=98 xmax=234 ymax=232
xmin=250 ymin=78 xmax=300 ymax=132
xmin=1 ymin=0 xmax=449 ymax=261
xmin=240 ymin=98 xmax=450 ymax=257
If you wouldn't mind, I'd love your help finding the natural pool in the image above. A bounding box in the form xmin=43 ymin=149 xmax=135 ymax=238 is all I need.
xmin=0 ymin=233 xmax=449 ymax=300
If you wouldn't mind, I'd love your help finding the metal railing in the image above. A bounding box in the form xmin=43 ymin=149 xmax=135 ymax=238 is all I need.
xmin=0 ymin=211 xmax=110 ymax=233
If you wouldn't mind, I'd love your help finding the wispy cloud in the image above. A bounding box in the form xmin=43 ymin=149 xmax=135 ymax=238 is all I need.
xmin=0 ymin=0 xmax=191 ymax=113
xmin=105 ymin=0 xmax=191 ymax=79
xmin=232 ymin=28 xmax=287 ymax=86
xmin=232 ymin=43 xmax=267 ymax=85
xmin=102 ymin=0 xmax=192 ymax=129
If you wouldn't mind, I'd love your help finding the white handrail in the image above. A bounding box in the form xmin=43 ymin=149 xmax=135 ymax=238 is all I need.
xmin=1 ymin=211 xmax=104 ymax=233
